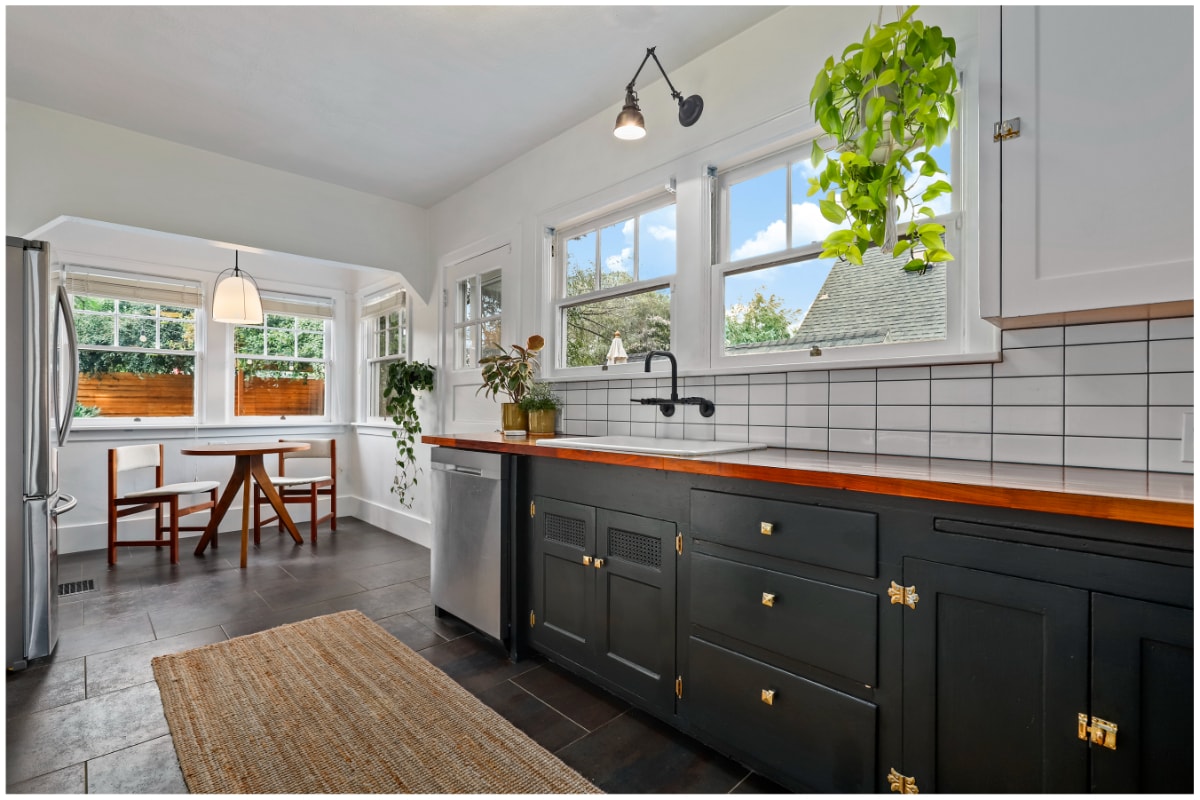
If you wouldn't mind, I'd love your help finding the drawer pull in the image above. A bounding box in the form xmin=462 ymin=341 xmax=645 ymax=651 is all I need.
xmin=760 ymin=521 xmax=774 ymax=536
xmin=593 ymin=557 xmax=605 ymax=569
xmin=761 ymin=688 xmax=775 ymax=706
xmin=582 ymin=555 xmax=592 ymax=566
xmin=761 ymin=592 xmax=776 ymax=607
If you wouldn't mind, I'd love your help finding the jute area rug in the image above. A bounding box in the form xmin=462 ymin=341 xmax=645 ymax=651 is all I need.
xmin=151 ymin=610 xmax=600 ymax=793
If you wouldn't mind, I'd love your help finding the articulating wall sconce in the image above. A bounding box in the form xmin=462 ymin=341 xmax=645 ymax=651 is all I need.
xmin=614 ymin=46 xmax=703 ymax=140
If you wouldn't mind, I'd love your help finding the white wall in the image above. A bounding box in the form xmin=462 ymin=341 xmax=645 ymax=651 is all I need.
xmin=6 ymin=99 xmax=437 ymax=300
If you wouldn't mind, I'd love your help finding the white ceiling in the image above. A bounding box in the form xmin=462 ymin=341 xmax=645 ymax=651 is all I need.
xmin=6 ymin=5 xmax=780 ymax=209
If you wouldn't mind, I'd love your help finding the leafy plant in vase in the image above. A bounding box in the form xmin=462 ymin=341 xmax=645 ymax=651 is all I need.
xmin=382 ymin=359 xmax=435 ymax=508
xmin=478 ymin=335 xmax=544 ymax=434
xmin=519 ymin=381 xmax=562 ymax=435
xmin=808 ymin=5 xmax=957 ymax=273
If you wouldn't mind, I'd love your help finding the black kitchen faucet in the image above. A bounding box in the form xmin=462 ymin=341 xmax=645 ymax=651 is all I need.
xmin=632 ymin=350 xmax=715 ymax=418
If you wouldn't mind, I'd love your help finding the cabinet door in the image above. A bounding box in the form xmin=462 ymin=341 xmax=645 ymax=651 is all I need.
xmin=1090 ymin=594 xmax=1193 ymax=792
xmin=594 ymin=509 xmax=676 ymax=714
xmin=530 ymin=497 xmax=596 ymax=665
xmin=901 ymin=559 xmax=1089 ymax=793
xmin=981 ymin=7 xmax=1193 ymax=323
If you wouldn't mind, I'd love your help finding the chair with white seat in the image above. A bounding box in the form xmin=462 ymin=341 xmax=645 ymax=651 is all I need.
xmin=253 ymin=438 xmax=337 ymax=545
xmin=108 ymin=443 xmax=219 ymax=565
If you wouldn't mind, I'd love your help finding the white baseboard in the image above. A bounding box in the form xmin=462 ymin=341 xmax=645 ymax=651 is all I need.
xmin=57 ymin=494 xmax=430 ymax=555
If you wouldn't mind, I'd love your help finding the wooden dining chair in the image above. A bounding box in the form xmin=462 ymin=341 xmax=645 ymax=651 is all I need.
xmin=108 ymin=444 xmax=219 ymax=565
xmin=253 ymin=439 xmax=337 ymax=544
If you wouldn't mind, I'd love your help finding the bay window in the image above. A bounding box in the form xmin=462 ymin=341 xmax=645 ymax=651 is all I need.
xmin=361 ymin=287 xmax=409 ymax=418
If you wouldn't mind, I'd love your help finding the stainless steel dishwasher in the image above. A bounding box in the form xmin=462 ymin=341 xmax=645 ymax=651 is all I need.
xmin=430 ymin=447 xmax=504 ymax=640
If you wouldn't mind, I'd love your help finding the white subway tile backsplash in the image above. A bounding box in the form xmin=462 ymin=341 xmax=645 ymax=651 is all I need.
xmin=1149 ymin=406 xmax=1189 ymax=439
xmin=1065 ymin=437 xmax=1147 ymax=471
xmin=829 ymin=368 xmax=877 ymax=382
xmin=631 ymin=378 xmax=657 ymax=389
xmin=931 ymin=363 xmax=994 ymax=378
xmin=1149 ymin=338 xmax=1193 ymax=372
xmin=877 ymin=430 xmax=931 ymax=457
xmin=630 ymin=403 xmax=658 ymax=423
xmin=586 ymin=403 xmax=608 ymax=421
xmin=683 ymin=376 xmax=715 ymax=390
xmin=585 ymin=421 xmax=608 ymax=437
xmin=993 ymin=405 xmax=1063 ymax=436
xmin=655 ymin=421 xmax=684 ymax=439
xmin=566 ymin=389 xmax=587 ymax=407
xmin=749 ymin=372 xmax=786 ymax=384
xmin=607 ymin=403 xmax=631 ymax=422
xmin=715 ymin=404 xmax=749 ymax=426
xmin=1064 ymin=320 xmax=1148 ymax=345
xmin=830 ymin=381 xmax=876 ymax=405
xmin=607 ymin=420 xmax=631 ymax=436
xmin=992 ymin=376 xmax=1064 ymax=406
xmin=685 ymin=422 xmax=715 ymax=440
xmin=877 ymin=379 xmax=930 ymax=405
xmin=787 ymin=382 xmax=829 ymax=405
xmin=1150 ymin=317 xmax=1194 ymax=340
xmin=683 ymin=404 xmax=710 ymax=424
xmin=787 ymin=405 xmax=829 ymax=427
xmin=992 ymin=346 xmax=1064 ymax=377
xmin=1149 ymin=373 xmax=1193 ymax=406
xmin=749 ymin=405 xmax=786 ymax=427
xmin=992 ymin=434 xmax=1063 ymax=466
xmin=877 ymin=405 xmax=931 ymax=431
xmin=828 ymin=428 xmax=875 ymax=453
xmin=715 ymin=424 xmax=750 ymax=443
xmin=1065 ymin=375 xmax=1148 ymax=406
xmin=714 ymin=384 xmax=750 ymax=405
xmin=786 ymin=426 xmax=828 ymax=450
xmin=931 ymin=378 xmax=991 ymax=405
xmin=1064 ymin=406 xmax=1147 ymax=438
xmin=565 ymin=419 xmax=587 ymax=435
xmin=877 ymin=366 xmax=931 ymax=380
xmin=1064 ymin=342 xmax=1147 ymax=375
xmin=748 ymin=426 xmax=787 ymax=447
xmin=629 ymin=421 xmax=656 ymax=437
xmin=1148 ymin=438 xmax=1193 ymax=473
xmin=1002 ymin=326 xmax=1064 ymax=348
xmin=715 ymin=374 xmax=750 ymax=385
xmin=930 ymin=432 xmax=991 ymax=461
xmin=609 ymin=386 xmax=632 ymax=405
xmin=747 ymin=383 xmax=787 ymax=405
xmin=829 ymin=405 xmax=876 ymax=429
xmin=931 ymin=405 xmax=992 ymax=433
xmin=787 ymin=370 xmax=829 ymax=383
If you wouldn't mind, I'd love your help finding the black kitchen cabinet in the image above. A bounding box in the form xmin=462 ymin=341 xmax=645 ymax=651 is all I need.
xmin=530 ymin=495 xmax=677 ymax=715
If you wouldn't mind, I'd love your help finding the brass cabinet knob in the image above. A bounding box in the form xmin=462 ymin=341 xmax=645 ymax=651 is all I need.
xmin=582 ymin=555 xmax=592 ymax=566
xmin=761 ymin=592 xmax=776 ymax=607
xmin=760 ymin=521 xmax=774 ymax=536
xmin=761 ymin=689 xmax=775 ymax=706
xmin=593 ymin=558 xmax=605 ymax=568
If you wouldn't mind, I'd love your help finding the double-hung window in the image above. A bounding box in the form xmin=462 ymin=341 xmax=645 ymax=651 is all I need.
xmin=232 ymin=292 xmax=333 ymax=418
xmin=361 ymin=287 xmax=409 ymax=418
xmin=554 ymin=194 xmax=676 ymax=368
xmin=66 ymin=269 xmax=201 ymax=420
xmin=713 ymin=134 xmax=959 ymax=366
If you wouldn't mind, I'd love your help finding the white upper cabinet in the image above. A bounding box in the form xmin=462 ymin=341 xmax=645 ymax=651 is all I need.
xmin=979 ymin=7 xmax=1194 ymax=327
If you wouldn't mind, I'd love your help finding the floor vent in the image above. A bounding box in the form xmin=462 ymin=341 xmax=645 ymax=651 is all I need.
xmin=57 ymin=580 xmax=95 ymax=597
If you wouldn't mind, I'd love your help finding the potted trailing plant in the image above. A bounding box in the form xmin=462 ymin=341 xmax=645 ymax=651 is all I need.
xmin=519 ymin=381 xmax=561 ymax=435
xmin=808 ymin=5 xmax=957 ymax=273
xmin=478 ymin=334 xmax=544 ymax=433
xmin=381 ymin=359 xmax=435 ymax=508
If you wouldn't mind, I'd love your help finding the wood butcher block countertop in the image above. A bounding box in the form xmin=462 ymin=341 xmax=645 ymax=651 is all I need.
xmin=422 ymin=432 xmax=1194 ymax=529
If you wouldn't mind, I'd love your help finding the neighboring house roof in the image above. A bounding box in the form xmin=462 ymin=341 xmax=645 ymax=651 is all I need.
xmin=726 ymin=245 xmax=947 ymax=354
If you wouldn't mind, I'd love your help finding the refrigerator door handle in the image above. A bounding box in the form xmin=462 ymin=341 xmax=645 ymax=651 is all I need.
xmin=51 ymin=493 xmax=77 ymax=517
xmin=54 ymin=284 xmax=78 ymax=448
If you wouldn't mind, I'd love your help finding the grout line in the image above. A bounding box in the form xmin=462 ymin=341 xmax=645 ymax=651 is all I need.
xmin=506 ymin=679 xmax=590 ymax=750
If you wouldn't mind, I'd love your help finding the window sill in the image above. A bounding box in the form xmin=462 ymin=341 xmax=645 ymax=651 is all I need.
xmin=67 ymin=420 xmax=349 ymax=443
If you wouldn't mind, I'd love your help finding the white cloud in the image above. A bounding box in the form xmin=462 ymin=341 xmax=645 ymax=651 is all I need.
xmin=621 ymin=219 xmax=634 ymax=236
xmin=605 ymin=246 xmax=632 ymax=273
xmin=791 ymin=202 xmax=842 ymax=247
xmin=732 ymin=219 xmax=786 ymax=260
xmin=645 ymin=224 xmax=676 ymax=242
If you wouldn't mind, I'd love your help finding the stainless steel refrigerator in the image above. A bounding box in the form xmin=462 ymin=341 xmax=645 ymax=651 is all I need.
xmin=6 ymin=237 xmax=78 ymax=670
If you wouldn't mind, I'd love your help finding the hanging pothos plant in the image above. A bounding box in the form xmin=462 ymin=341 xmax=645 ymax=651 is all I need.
xmin=382 ymin=359 xmax=435 ymax=509
xmin=808 ymin=5 xmax=957 ymax=273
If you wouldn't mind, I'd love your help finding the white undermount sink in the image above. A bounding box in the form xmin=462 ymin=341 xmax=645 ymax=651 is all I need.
xmin=535 ymin=435 xmax=767 ymax=458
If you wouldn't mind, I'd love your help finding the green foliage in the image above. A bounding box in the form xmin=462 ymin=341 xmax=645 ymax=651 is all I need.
xmin=478 ymin=335 xmax=544 ymax=403
xmin=725 ymin=289 xmax=802 ymax=345
xmin=79 ymin=351 xmax=194 ymax=376
xmin=73 ymin=403 xmax=101 ymax=418
xmin=382 ymin=360 xmax=435 ymax=509
xmin=809 ymin=5 xmax=957 ymax=272
xmin=563 ymin=265 xmax=670 ymax=367
xmin=518 ymin=381 xmax=562 ymax=412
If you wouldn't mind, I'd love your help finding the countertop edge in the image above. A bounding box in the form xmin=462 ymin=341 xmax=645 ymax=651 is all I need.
xmin=421 ymin=434 xmax=1195 ymax=529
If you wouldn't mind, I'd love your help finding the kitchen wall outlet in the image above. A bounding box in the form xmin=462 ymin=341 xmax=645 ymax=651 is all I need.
xmin=1182 ymin=412 xmax=1194 ymax=463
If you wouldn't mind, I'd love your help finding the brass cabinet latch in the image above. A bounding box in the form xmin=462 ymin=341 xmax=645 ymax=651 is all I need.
xmin=760 ymin=521 xmax=774 ymax=536
xmin=993 ymin=117 xmax=1021 ymax=142
xmin=888 ymin=581 xmax=919 ymax=609
xmin=529 ymin=610 xmax=535 ymax=627
xmin=593 ymin=557 xmax=605 ymax=569
xmin=761 ymin=592 xmax=776 ymax=607
xmin=582 ymin=555 xmax=592 ymax=566
xmin=760 ymin=688 xmax=775 ymax=706
xmin=530 ymin=500 xmax=535 ymax=518
xmin=887 ymin=768 xmax=919 ymax=794
xmin=675 ymin=531 xmax=683 ymax=555
xmin=675 ymin=676 xmax=683 ymax=699
xmin=1078 ymin=714 xmax=1118 ymax=750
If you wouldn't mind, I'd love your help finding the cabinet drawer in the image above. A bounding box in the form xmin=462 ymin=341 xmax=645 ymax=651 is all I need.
xmin=691 ymin=490 xmax=876 ymax=576
xmin=688 ymin=637 xmax=877 ymax=793
xmin=691 ymin=553 xmax=877 ymax=685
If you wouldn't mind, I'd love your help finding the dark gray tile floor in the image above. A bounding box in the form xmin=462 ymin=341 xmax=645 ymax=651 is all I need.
xmin=6 ymin=517 xmax=784 ymax=794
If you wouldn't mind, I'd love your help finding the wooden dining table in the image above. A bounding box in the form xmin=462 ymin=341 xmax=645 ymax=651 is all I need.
xmin=181 ymin=442 xmax=310 ymax=568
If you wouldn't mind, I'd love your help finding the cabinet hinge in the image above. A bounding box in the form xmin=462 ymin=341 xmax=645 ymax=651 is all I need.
xmin=442 ymin=288 xmax=448 ymax=308
xmin=675 ymin=676 xmax=683 ymax=699
xmin=529 ymin=610 xmax=536 ymax=627
xmin=993 ymin=117 xmax=1021 ymax=142
xmin=1078 ymin=713 xmax=1118 ymax=750
xmin=551 ymin=242 xmax=556 ymax=258
xmin=530 ymin=500 xmax=535 ymax=518
xmin=887 ymin=768 xmax=919 ymax=794
xmin=888 ymin=581 xmax=919 ymax=610
xmin=675 ymin=531 xmax=683 ymax=555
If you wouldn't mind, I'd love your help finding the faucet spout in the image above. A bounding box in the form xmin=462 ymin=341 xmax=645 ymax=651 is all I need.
xmin=644 ymin=350 xmax=679 ymax=401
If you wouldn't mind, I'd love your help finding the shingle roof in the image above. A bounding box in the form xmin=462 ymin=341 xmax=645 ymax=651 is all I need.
xmin=725 ymin=245 xmax=947 ymax=354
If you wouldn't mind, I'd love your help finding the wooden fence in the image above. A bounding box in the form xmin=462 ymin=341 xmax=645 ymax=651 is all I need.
xmin=77 ymin=372 xmax=325 ymax=417
xmin=235 ymin=375 xmax=325 ymax=416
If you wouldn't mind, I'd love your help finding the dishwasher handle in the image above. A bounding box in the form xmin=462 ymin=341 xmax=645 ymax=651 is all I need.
xmin=431 ymin=462 xmax=484 ymax=477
